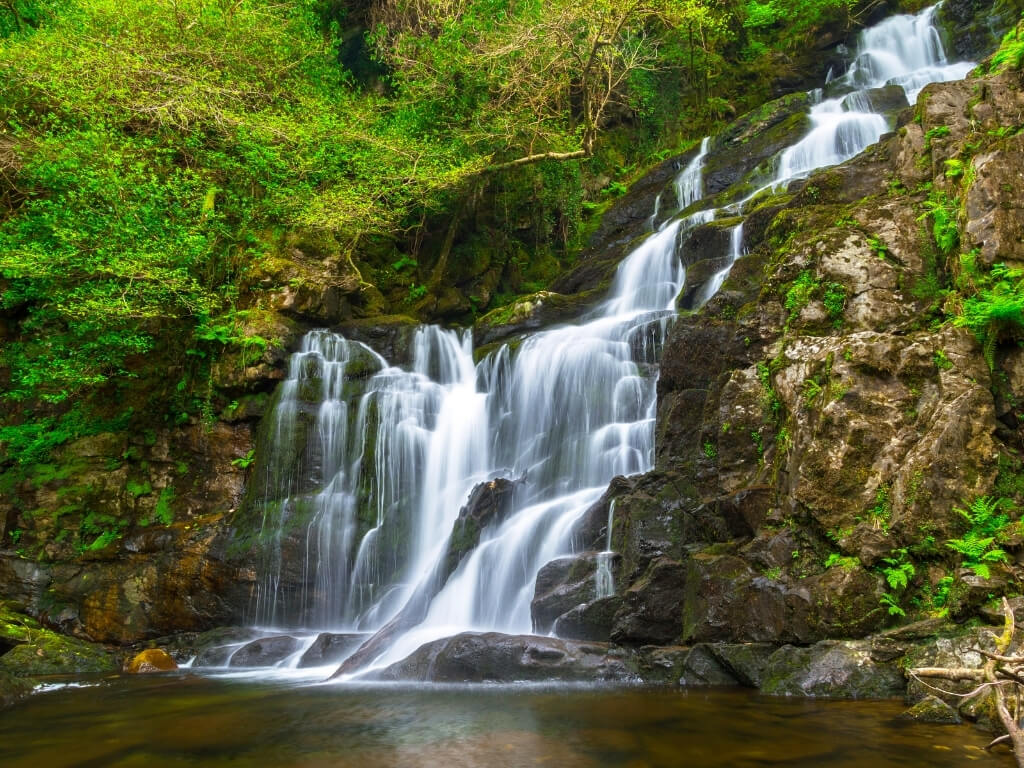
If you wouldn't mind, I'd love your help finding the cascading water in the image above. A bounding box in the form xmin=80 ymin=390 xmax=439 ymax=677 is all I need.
xmin=233 ymin=4 xmax=972 ymax=676
xmin=773 ymin=4 xmax=972 ymax=186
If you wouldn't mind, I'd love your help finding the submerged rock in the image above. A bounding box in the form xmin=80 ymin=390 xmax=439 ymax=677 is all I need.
xmin=0 ymin=670 xmax=33 ymax=711
xmin=901 ymin=695 xmax=962 ymax=724
xmin=369 ymin=632 xmax=637 ymax=683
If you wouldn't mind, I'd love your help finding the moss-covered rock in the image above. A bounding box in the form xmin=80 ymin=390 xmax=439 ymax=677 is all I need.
xmin=126 ymin=648 xmax=178 ymax=673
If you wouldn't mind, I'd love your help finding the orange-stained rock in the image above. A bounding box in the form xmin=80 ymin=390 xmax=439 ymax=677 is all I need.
xmin=127 ymin=648 xmax=178 ymax=674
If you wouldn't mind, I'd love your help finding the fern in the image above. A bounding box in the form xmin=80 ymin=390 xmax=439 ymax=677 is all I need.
xmin=946 ymin=496 xmax=1012 ymax=579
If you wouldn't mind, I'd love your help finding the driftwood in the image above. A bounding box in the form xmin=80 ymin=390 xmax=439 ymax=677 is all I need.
xmin=910 ymin=597 xmax=1024 ymax=767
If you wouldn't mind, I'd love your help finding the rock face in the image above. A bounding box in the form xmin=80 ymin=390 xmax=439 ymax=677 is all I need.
xmin=369 ymin=632 xmax=637 ymax=683
xmin=583 ymin=65 xmax=1024 ymax=655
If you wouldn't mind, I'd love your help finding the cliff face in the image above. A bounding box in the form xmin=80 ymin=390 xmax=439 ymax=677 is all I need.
xmin=547 ymin=63 xmax=1024 ymax=651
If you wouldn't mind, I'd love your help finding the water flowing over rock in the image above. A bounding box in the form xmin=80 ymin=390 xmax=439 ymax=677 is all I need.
xmin=226 ymin=4 xmax=1010 ymax=686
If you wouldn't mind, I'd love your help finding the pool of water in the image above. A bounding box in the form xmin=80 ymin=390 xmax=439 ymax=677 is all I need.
xmin=0 ymin=678 xmax=1009 ymax=767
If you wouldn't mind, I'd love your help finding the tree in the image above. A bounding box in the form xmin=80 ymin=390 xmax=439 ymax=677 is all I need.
xmin=367 ymin=0 xmax=732 ymax=171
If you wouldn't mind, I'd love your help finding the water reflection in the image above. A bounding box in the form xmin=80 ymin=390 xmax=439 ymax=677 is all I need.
xmin=0 ymin=679 xmax=1009 ymax=767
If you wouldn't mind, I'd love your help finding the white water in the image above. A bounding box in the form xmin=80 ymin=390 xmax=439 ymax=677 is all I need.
xmin=773 ymin=5 xmax=972 ymax=186
xmin=233 ymin=4 xmax=972 ymax=677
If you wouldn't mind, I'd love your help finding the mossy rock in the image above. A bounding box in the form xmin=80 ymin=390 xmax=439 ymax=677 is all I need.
xmin=0 ymin=670 xmax=34 ymax=710
xmin=126 ymin=648 xmax=178 ymax=673
xmin=0 ymin=634 xmax=116 ymax=677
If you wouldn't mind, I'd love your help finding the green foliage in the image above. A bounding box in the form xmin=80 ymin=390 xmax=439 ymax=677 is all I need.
xmin=917 ymin=190 xmax=959 ymax=256
xmin=946 ymin=496 xmax=1013 ymax=579
xmin=954 ymin=263 xmax=1024 ymax=368
xmin=822 ymin=282 xmax=846 ymax=326
xmin=702 ymin=441 xmax=717 ymax=459
xmin=877 ymin=548 xmax=915 ymax=617
xmin=933 ymin=349 xmax=953 ymax=370
xmin=231 ymin=449 xmax=256 ymax=470
xmin=923 ymin=125 xmax=950 ymax=152
xmin=802 ymin=378 xmax=823 ymax=408
xmin=825 ymin=552 xmax=860 ymax=571
xmin=784 ymin=269 xmax=817 ymax=321
xmin=990 ymin=13 xmax=1024 ymax=73
xmin=867 ymin=484 xmax=892 ymax=531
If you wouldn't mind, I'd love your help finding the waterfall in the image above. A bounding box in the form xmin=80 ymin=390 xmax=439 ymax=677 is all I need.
xmin=773 ymin=4 xmax=972 ymax=186
xmin=239 ymin=4 xmax=972 ymax=675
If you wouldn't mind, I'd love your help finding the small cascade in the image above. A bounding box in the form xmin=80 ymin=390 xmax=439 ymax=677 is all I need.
xmin=594 ymin=500 xmax=617 ymax=599
xmin=240 ymin=3 xmax=975 ymax=677
xmin=772 ymin=4 xmax=972 ymax=188
xmin=675 ymin=137 xmax=711 ymax=211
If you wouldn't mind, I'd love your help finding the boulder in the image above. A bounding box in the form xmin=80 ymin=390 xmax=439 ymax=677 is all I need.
xmin=531 ymin=554 xmax=602 ymax=634
xmin=126 ymin=648 xmax=178 ymax=673
xmin=0 ymin=670 xmax=33 ymax=711
xmin=369 ymin=632 xmax=637 ymax=683
xmin=760 ymin=641 xmax=906 ymax=698
xmin=552 ymin=596 xmax=622 ymax=642
xmin=228 ymin=635 xmax=300 ymax=667
xmin=297 ymin=633 xmax=368 ymax=668
xmin=900 ymin=695 xmax=962 ymax=724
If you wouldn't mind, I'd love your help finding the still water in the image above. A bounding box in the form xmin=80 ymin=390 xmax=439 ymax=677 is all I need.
xmin=0 ymin=679 xmax=1010 ymax=767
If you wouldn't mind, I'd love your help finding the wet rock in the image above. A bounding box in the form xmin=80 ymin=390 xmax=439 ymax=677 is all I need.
xmin=446 ymin=478 xmax=521 ymax=578
xmin=228 ymin=635 xmax=300 ymax=667
xmin=473 ymin=290 xmax=601 ymax=347
xmin=679 ymin=645 xmax=738 ymax=686
xmin=633 ymin=645 xmax=691 ymax=684
xmin=297 ymin=633 xmax=368 ymax=668
xmin=703 ymin=92 xmax=812 ymax=200
xmin=0 ymin=634 xmax=116 ymax=677
xmin=611 ymin=557 xmax=687 ymax=645
xmin=938 ymin=0 xmax=1024 ymax=60
xmin=531 ymin=554 xmax=602 ymax=634
xmin=710 ymin=643 xmax=778 ymax=687
xmin=760 ymin=641 xmax=905 ymax=698
xmin=0 ymin=670 xmax=33 ymax=711
xmin=126 ymin=648 xmax=178 ymax=673
xmin=857 ymin=85 xmax=909 ymax=118
xmin=900 ymin=695 xmax=962 ymax=724
xmin=369 ymin=632 xmax=637 ymax=683
xmin=552 ymin=596 xmax=622 ymax=642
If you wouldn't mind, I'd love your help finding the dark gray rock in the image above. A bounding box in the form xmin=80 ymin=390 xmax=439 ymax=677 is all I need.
xmin=553 ymin=596 xmax=622 ymax=642
xmin=679 ymin=645 xmax=740 ymax=686
xmin=228 ymin=635 xmax=300 ymax=667
xmin=369 ymin=632 xmax=637 ymax=683
xmin=611 ymin=557 xmax=687 ymax=645
xmin=531 ymin=554 xmax=602 ymax=634
xmin=297 ymin=633 xmax=369 ymax=668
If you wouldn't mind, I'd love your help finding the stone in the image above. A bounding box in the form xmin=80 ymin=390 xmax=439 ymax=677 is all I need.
xmin=900 ymin=695 xmax=962 ymax=724
xmin=369 ymin=632 xmax=637 ymax=683
xmin=126 ymin=648 xmax=178 ymax=674
xmin=228 ymin=635 xmax=300 ymax=667
xmin=760 ymin=641 xmax=906 ymax=699
xmin=0 ymin=635 xmax=116 ymax=677
xmin=679 ymin=645 xmax=739 ymax=686
xmin=297 ymin=633 xmax=369 ymax=668
xmin=611 ymin=557 xmax=687 ymax=645
xmin=531 ymin=554 xmax=602 ymax=634
xmin=552 ymin=596 xmax=622 ymax=642
xmin=0 ymin=670 xmax=33 ymax=711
